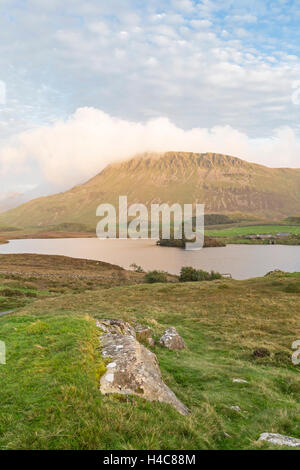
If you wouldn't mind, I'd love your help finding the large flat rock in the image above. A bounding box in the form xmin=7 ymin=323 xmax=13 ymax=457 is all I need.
xmin=96 ymin=319 xmax=189 ymax=415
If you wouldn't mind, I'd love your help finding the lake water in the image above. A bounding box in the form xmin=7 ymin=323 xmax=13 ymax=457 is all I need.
xmin=0 ymin=238 xmax=299 ymax=279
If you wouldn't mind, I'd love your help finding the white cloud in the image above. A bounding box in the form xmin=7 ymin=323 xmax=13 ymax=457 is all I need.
xmin=0 ymin=0 xmax=299 ymax=144
xmin=171 ymin=0 xmax=195 ymax=13
xmin=48 ymin=1 xmax=300 ymax=136
xmin=230 ymin=14 xmax=257 ymax=23
xmin=88 ymin=21 xmax=110 ymax=35
xmin=0 ymin=108 xmax=299 ymax=192
xmin=0 ymin=81 xmax=6 ymax=105
xmin=190 ymin=19 xmax=212 ymax=29
xmin=119 ymin=31 xmax=129 ymax=39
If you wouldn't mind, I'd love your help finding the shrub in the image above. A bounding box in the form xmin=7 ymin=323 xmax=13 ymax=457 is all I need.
xmin=210 ymin=270 xmax=222 ymax=280
xmin=130 ymin=263 xmax=145 ymax=273
xmin=179 ymin=266 xmax=202 ymax=282
xmin=179 ymin=266 xmax=222 ymax=282
xmin=144 ymin=270 xmax=168 ymax=283
xmin=284 ymin=283 xmax=300 ymax=293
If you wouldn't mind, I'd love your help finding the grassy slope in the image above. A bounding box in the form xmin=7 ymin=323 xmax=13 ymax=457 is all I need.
xmin=0 ymin=271 xmax=300 ymax=450
xmin=0 ymin=254 xmax=144 ymax=302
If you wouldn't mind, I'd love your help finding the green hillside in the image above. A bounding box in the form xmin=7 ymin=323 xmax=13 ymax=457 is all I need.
xmin=0 ymin=261 xmax=300 ymax=450
xmin=1 ymin=152 xmax=300 ymax=229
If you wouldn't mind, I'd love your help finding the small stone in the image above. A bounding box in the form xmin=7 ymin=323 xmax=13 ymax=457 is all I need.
xmin=232 ymin=378 xmax=248 ymax=384
xmin=259 ymin=433 xmax=300 ymax=448
xmin=159 ymin=327 xmax=185 ymax=350
xmin=230 ymin=405 xmax=241 ymax=412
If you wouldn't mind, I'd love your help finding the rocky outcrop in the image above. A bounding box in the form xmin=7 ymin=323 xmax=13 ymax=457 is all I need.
xmin=96 ymin=318 xmax=136 ymax=337
xmin=259 ymin=433 xmax=300 ymax=447
xmin=96 ymin=319 xmax=189 ymax=416
xmin=159 ymin=327 xmax=185 ymax=350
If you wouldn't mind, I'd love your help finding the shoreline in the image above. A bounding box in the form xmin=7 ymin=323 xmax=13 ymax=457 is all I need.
xmin=1 ymin=222 xmax=300 ymax=247
xmin=1 ymin=234 xmax=300 ymax=247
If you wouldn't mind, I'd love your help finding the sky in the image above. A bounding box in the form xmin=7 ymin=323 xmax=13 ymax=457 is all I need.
xmin=0 ymin=0 xmax=300 ymax=195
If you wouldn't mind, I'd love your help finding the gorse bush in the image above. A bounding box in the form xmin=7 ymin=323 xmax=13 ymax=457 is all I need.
xmin=179 ymin=266 xmax=222 ymax=282
xmin=144 ymin=270 xmax=168 ymax=283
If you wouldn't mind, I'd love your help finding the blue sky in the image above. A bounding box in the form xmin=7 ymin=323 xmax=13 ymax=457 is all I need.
xmin=0 ymin=0 xmax=300 ymax=194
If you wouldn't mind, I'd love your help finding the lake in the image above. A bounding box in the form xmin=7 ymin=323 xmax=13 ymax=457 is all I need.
xmin=0 ymin=238 xmax=299 ymax=279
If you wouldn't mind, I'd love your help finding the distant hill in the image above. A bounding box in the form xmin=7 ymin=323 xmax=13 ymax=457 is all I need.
xmin=1 ymin=152 xmax=300 ymax=229
xmin=0 ymin=192 xmax=24 ymax=213
xmin=0 ymin=182 xmax=63 ymax=215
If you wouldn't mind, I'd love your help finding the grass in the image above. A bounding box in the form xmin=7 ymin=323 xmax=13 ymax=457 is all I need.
xmin=0 ymin=283 xmax=51 ymax=311
xmin=0 ymin=268 xmax=300 ymax=450
xmin=206 ymin=225 xmax=300 ymax=237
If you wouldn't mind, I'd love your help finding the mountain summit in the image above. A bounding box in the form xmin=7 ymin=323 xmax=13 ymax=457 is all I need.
xmin=1 ymin=152 xmax=300 ymax=228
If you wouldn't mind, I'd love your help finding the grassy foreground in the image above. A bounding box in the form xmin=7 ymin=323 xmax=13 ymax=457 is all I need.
xmin=0 ymin=264 xmax=300 ymax=450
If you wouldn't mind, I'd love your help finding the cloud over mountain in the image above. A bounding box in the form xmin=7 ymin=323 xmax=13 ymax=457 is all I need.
xmin=0 ymin=107 xmax=299 ymax=191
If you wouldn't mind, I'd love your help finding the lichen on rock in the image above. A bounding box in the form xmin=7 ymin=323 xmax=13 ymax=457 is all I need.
xmin=259 ymin=433 xmax=300 ymax=447
xmin=96 ymin=318 xmax=136 ymax=337
xmin=96 ymin=319 xmax=189 ymax=415
xmin=159 ymin=327 xmax=185 ymax=350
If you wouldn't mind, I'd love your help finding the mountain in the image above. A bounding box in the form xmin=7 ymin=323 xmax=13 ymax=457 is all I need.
xmin=0 ymin=152 xmax=300 ymax=229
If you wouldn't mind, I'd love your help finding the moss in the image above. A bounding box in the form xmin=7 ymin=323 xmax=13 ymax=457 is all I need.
xmin=95 ymin=362 xmax=107 ymax=381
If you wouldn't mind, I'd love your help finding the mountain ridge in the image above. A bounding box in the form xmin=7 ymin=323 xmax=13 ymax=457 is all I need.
xmin=0 ymin=151 xmax=300 ymax=228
